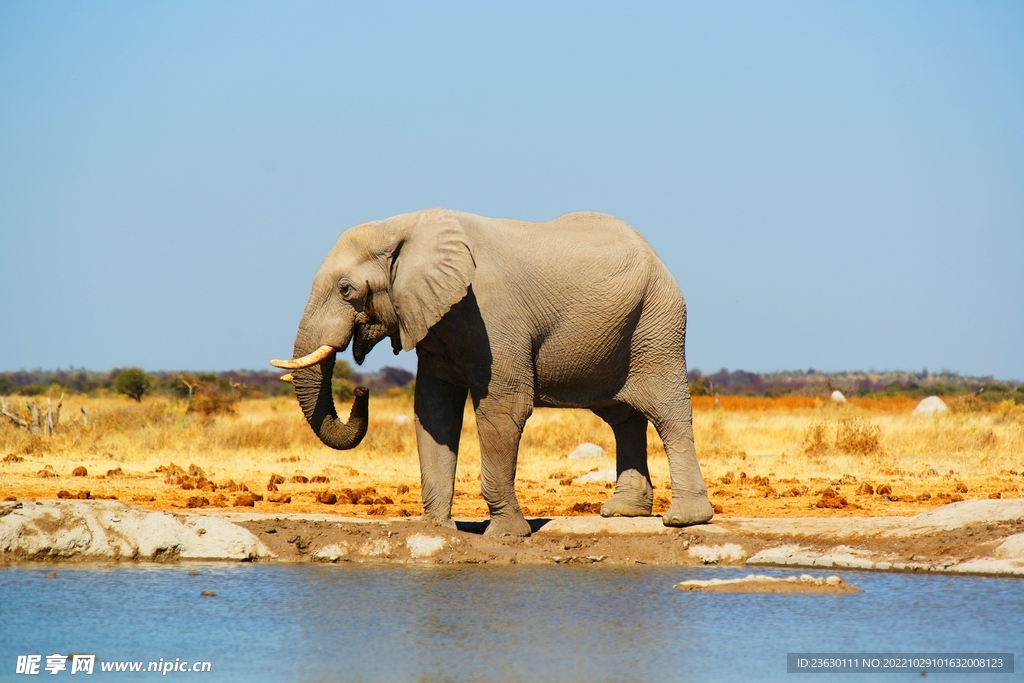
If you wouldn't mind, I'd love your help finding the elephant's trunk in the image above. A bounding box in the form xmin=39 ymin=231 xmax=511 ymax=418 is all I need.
xmin=290 ymin=351 xmax=369 ymax=451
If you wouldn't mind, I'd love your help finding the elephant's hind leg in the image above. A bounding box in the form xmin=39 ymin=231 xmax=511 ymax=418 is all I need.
xmin=592 ymin=406 xmax=654 ymax=518
xmin=414 ymin=372 xmax=468 ymax=529
xmin=623 ymin=386 xmax=713 ymax=527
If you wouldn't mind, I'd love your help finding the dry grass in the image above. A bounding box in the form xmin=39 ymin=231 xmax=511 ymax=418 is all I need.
xmin=1 ymin=393 xmax=1022 ymax=518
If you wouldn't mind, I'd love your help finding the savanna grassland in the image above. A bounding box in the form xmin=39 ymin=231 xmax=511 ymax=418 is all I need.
xmin=2 ymin=389 xmax=1022 ymax=519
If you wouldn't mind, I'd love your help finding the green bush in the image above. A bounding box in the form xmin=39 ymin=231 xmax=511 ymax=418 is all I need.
xmin=333 ymin=360 xmax=355 ymax=401
xmin=113 ymin=367 xmax=150 ymax=402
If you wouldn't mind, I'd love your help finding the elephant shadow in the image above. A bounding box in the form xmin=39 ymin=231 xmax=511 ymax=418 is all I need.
xmin=455 ymin=518 xmax=553 ymax=535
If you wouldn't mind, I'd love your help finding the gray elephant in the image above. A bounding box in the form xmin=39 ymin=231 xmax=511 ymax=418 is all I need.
xmin=271 ymin=208 xmax=713 ymax=536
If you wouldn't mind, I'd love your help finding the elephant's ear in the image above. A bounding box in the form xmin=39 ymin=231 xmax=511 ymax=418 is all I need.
xmin=391 ymin=210 xmax=475 ymax=351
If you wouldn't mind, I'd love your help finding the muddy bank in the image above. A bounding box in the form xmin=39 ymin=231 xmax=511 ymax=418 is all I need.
xmin=2 ymin=499 xmax=1023 ymax=576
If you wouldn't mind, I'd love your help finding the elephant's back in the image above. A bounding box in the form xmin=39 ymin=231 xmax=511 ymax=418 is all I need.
xmin=461 ymin=210 xmax=657 ymax=286
xmin=461 ymin=211 xmax=675 ymax=403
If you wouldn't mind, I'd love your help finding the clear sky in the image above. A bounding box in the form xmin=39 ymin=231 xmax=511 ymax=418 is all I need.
xmin=1 ymin=2 xmax=1022 ymax=379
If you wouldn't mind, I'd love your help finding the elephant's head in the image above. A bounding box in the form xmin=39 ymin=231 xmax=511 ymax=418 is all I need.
xmin=270 ymin=209 xmax=476 ymax=450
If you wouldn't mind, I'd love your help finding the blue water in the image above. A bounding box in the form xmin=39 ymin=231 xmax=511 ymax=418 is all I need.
xmin=1 ymin=564 xmax=1021 ymax=682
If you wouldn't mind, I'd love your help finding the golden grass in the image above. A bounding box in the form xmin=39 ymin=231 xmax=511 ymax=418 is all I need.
xmin=1 ymin=393 xmax=1022 ymax=518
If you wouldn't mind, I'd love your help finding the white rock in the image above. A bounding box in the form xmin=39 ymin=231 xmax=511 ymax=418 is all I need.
xmin=567 ymin=443 xmax=606 ymax=461
xmin=393 ymin=414 xmax=411 ymax=426
xmin=574 ymin=469 xmax=616 ymax=483
xmin=913 ymin=396 xmax=947 ymax=416
xmin=831 ymin=390 xmax=846 ymax=403
xmin=313 ymin=543 xmax=349 ymax=562
xmin=686 ymin=543 xmax=746 ymax=564
xmin=406 ymin=534 xmax=446 ymax=558
xmin=358 ymin=538 xmax=392 ymax=557
xmin=0 ymin=501 xmax=272 ymax=561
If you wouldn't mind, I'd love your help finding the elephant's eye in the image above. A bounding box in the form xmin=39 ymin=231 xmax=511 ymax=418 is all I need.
xmin=338 ymin=282 xmax=355 ymax=298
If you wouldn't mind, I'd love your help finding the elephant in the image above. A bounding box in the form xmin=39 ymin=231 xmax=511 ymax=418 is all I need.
xmin=271 ymin=208 xmax=713 ymax=536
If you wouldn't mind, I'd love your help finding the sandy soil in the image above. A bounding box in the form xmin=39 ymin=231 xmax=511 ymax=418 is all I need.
xmin=2 ymin=466 xmax=1021 ymax=520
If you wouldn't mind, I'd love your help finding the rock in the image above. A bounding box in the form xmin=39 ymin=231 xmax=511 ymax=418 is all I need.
xmin=687 ymin=543 xmax=746 ymax=564
xmin=0 ymin=500 xmax=272 ymax=560
xmin=56 ymin=490 xmax=73 ymax=499
xmin=816 ymin=488 xmax=848 ymax=509
xmin=574 ymin=469 xmax=616 ymax=483
xmin=106 ymin=468 xmax=123 ymax=477
xmin=566 ymin=501 xmax=602 ymax=514
xmin=200 ymin=591 xmax=216 ymax=597
xmin=876 ymin=484 xmax=892 ymax=496
xmin=397 ymin=484 xmax=410 ymax=494
xmin=676 ymin=573 xmax=860 ymax=594
xmin=358 ymin=539 xmax=391 ymax=557
xmin=186 ymin=496 xmax=209 ymax=508
xmin=406 ymin=534 xmax=445 ymax=558
xmin=37 ymin=467 xmax=57 ymax=478
xmin=856 ymin=483 xmax=874 ymax=495
xmin=233 ymin=494 xmax=256 ymax=507
xmin=913 ymin=396 xmax=948 ymax=416
xmin=567 ymin=443 xmax=606 ymax=461
xmin=267 ymin=494 xmax=291 ymax=504
xmin=317 ymin=492 xmax=338 ymax=505
xmin=289 ymin=475 xmax=308 ymax=484
xmin=830 ymin=390 xmax=846 ymax=403
xmin=313 ymin=543 xmax=349 ymax=562
xmin=310 ymin=475 xmax=329 ymax=483
xmin=72 ymin=467 xmax=87 ymax=477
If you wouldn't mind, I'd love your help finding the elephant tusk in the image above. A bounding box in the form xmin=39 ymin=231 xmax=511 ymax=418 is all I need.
xmin=279 ymin=373 xmax=294 ymax=383
xmin=270 ymin=345 xmax=336 ymax=370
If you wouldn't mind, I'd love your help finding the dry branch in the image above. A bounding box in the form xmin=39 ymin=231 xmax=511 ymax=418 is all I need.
xmin=0 ymin=398 xmax=29 ymax=429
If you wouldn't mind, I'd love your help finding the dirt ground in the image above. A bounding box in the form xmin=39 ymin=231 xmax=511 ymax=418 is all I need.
xmin=2 ymin=464 xmax=1022 ymax=520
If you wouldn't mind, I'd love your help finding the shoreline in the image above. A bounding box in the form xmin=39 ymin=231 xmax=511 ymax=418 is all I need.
xmin=2 ymin=499 xmax=1023 ymax=576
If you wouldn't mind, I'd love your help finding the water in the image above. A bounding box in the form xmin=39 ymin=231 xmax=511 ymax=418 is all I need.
xmin=1 ymin=564 xmax=1021 ymax=682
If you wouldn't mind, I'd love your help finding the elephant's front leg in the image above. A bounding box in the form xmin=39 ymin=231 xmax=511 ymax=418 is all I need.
xmin=474 ymin=392 xmax=533 ymax=537
xmin=414 ymin=372 xmax=468 ymax=529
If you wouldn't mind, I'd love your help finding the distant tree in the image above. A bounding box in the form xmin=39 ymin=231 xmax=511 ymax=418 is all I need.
xmin=333 ymin=360 xmax=356 ymax=401
xmin=380 ymin=366 xmax=414 ymax=389
xmin=114 ymin=367 xmax=150 ymax=402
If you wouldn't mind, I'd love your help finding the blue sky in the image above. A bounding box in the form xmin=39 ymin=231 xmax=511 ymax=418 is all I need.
xmin=1 ymin=2 xmax=1022 ymax=379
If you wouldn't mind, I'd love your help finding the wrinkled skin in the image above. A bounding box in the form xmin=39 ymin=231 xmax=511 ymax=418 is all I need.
xmin=285 ymin=208 xmax=713 ymax=536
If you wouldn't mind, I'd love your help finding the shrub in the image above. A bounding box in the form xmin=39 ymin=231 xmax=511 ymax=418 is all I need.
xmin=179 ymin=374 xmax=238 ymax=416
xmin=333 ymin=361 xmax=355 ymax=401
xmin=803 ymin=417 xmax=883 ymax=457
xmin=114 ymin=368 xmax=150 ymax=402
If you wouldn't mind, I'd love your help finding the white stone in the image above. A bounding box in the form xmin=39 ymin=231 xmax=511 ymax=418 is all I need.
xmin=831 ymin=390 xmax=846 ymax=403
xmin=746 ymin=544 xmax=813 ymax=566
xmin=567 ymin=443 xmax=606 ymax=461
xmin=406 ymin=534 xmax=446 ymax=558
xmin=574 ymin=469 xmax=616 ymax=483
xmin=312 ymin=543 xmax=349 ymax=562
xmin=913 ymin=396 xmax=948 ymax=416
xmin=686 ymin=543 xmax=746 ymax=564
xmin=358 ymin=538 xmax=392 ymax=557
xmin=0 ymin=501 xmax=272 ymax=561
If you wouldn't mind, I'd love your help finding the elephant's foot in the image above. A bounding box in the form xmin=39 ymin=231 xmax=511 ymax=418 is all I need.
xmin=483 ymin=512 xmax=532 ymax=538
xmin=600 ymin=469 xmax=653 ymax=518
xmin=662 ymin=492 xmax=714 ymax=527
xmin=423 ymin=513 xmax=457 ymax=531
